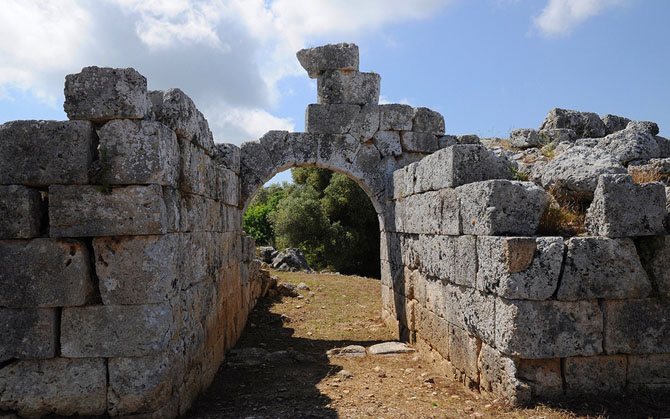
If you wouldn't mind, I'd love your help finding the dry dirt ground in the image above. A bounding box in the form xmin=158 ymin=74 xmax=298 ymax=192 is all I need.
xmin=187 ymin=271 xmax=670 ymax=419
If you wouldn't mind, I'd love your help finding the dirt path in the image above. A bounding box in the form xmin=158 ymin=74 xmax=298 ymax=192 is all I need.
xmin=186 ymin=272 xmax=669 ymax=419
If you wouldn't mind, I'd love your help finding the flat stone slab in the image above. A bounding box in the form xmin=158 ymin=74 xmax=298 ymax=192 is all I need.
xmin=368 ymin=342 xmax=415 ymax=355
xmin=0 ymin=308 xmax=57 ymax=362
xmin=0 ymin=185 xmax=44 ymax=238
xmin=296 ymin=43 xmax=359 ymax=78
xmin=327 ymin=345 xmax=366 ymax=358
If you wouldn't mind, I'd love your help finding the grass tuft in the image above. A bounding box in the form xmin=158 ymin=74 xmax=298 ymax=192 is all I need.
xmin=537 ymin=185 xmax=587 ymax=237
xmin=630 ymin=167 xmax=666 ymax=184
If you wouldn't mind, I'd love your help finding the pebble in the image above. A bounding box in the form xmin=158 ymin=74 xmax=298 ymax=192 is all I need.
xmin=338 ymin=370 xmax=354 ymax=379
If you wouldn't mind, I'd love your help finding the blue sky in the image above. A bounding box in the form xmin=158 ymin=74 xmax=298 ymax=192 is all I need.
xmin=1 ymin=0 xmax=668 ymax=185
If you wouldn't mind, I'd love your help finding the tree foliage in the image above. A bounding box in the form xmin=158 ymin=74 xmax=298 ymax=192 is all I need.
xmin=243 ymin=167 xmax=380 ymax=277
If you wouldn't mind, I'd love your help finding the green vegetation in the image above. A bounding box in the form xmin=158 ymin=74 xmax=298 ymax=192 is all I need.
xmin=243 ymin=167 xmax=380 ymax=277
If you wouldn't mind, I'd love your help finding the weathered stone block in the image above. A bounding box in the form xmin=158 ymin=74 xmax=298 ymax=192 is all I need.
xmin=509 ymin=129 xmax=543 ymax=148
xmin=563 ymin=356 xmax=627 ymax=395
xmin=316 ymin=134 xmax=359 ymax=170
xmin=601 ymin=114 xmax=631 ymax=134
xmin=647 ymin=235 xmax=670 ymax=297
xmin=448 ymin=325 xmax=480 ymax=383
xmin=61 ymin=304 xmax=173 ymax=357
xmin=477 ymin=236 xmax=564 ymax=300
xmin=296 ymin=43 xmax=359 ymax=78
xmin=218 ymin=166 xmax=239 ymax=207
xmin=317 ymin=70 xmax=380 ymax=105
xmin=441 ymin=283 xmax=496 ymax=343
xmin=379 ymin=104 xmax=413 ymax=131
xmin=627 ymin=354 xmax=670 ymax=390
xmin=603 ymin=299 xmax=670 ymax=354
xmin=539 ymin=108 xmax=607 ymax=138
xmin=240 ymin=139 xmax=275 ymax=184
xmin=108 ymin=352 xmax=175 ymax=416
xmin=97 ymin=119 xmax=179 ymax=185
xmin=290 ymin=132 xmax=319 ymax=165
xmin=394 ymin=189 xmax=459 ymax=235
xmin=93 ymin=235 xmax=178 ymax=305
xmin=585 ymin=174 xmax=666 ymax=237
xmin=213 ymin=142 xmax=241 ymax=173
xmin=517 ymin=358 xmax=563 ymax=398
xmin=557 ymin=237 xmax=651 ymax=300
xmin=495 ymin=298 xmax=603 ymax=358
xmin=350 ymin=103 xmax=380 ymax=142
xmin=458 ymin=180 xmax=550 ymax=236
xmin=478 ymin=343 xmax=531 ymax=404
xmin=0 ymin=120 xmax=95 ymax=186
xmin=401 ymin=132 xmax=438 ymax=153
xmin=0 ymin=185 xmax=43 ymax=238
xmin=150 ymin=88 xmax=215 ymax=154
xmin=0 ymin=308 xmax=56 ymax=362
xmin=305 ymin=103 xmax=360 ymax=134
xmin=64 ymin=66 xmax=151 ymax=121
xmin=0 ymin=358 xmax=107 ymax=417
xmin=412 ymin=107 xmax=445 ymax=135
xmin=0 ymin=239 xmax=92 ymax=308
xmin=258 ymin=130 xmax=293 ymax=173
xmin=49 ymin=184 xmax=167 ymax=237
xmin=373 ymin=131 xmax=402 ymax=157
xmin=180 ymin=139 xmax=218 ymax=198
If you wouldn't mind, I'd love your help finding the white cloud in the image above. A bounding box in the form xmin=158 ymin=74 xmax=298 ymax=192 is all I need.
xmin=533 ymin=0 xmax=625 ymax=37
xmin=0 ymin=0 xmax=452 ymax=143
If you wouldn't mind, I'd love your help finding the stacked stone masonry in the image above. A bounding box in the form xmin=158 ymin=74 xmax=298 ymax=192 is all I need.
xmin=1 ymin=42 xmax=669 ymax=417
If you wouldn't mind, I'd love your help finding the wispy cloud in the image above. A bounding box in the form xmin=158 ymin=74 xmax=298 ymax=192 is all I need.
xmin=533 ymin=0 xmax=626 ymax=37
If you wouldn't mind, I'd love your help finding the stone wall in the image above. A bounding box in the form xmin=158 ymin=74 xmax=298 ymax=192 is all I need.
xmin=0 ymin=68 xmax=263 ymax=417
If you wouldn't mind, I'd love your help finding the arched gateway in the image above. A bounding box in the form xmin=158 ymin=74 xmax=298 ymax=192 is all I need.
xmin=1 ymin=43 xmax=669 ymax=418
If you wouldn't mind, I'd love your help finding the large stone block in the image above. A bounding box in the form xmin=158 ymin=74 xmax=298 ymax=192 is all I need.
xmin=0 ymin=308 xmax=56 ymax=362
xmin=478 ymin=343 xmax=531 ymax=404
xmin=240 ymin=139 xmax=275 ymax=183
xmin=412 ymin=107 xmax=445 ymax=136
xmin=603 ymin=299 xmax=670 ymax=354
xmin=305 ymin=103 xmax=360 ymax=134
xmin=290 ymin=132 xmax=319 ymax=165
xmin=0 ymin=185 xmax=43 ymax=238
xmin=372 ymin=131 xmax=402 ymax=157
xmin=259 ymin=130 xmax=294 ymax=173
xmin=557 ymin=237 xmax=651 ymax=300
xmin=213 ymin=142 xmax=241 ymax=173
xmin=517 ymin=358 xmax=563 ymax=398
xmin=0 ymin=358 xmax=107 ymax=417
xmin=448 ymin=325 xmax=480 ymax=383
xmin=477 ymin=236 xmax=564 ymax=300
xmin=585 ymin=174 xmax=666 ymax=237
xmin=0 ymin=120 xmax=95 ymax=186
xmin=150 ymin=88 xmax=215 ymax=154
xmin=180 ymin=139 xmax=218 ymax=198
xmin=495 ymin=298 xmax=603 ymax=358
xmin=413 ymin=145 xmax=511 ymax=193
xmin=627 ymin=354 xmax=670 ymax=390
xmin=317 ymin=70 xmax=380 ymax=105
xmin=396 ymin=189 xmax=460 ymax=235
xmin=297 ymin=43 xmax=359 ymax=78
xmin=49 ymin=184 xmax=167 ymax=237
xmin=563 ymin=356 xmax=627 ymax=395
xmin=647 ymin=235 xmax=670 ymax=297
xmin=64 ymin=66 xmax=151 ymax=121
xmin=108 ymin=352 xmax=175 ymax=416
xmin=539 ymin=108 xmax=607 ymax=138
xmin=93 ymin=235 xmax=178 ymax=305
xmin=509 ymin=128 xmax=543 ymax=149
xmin=400 ymin=132 xmax=438 ymax=153
xmin=350 ymin=103 xmax=380 ymax=142
xmin=96 ymin=119 xmax=179 ymax=185
xmin=458 ymin=180 xmax=550 ymax=236
xmin=379 ymin=104 xmax=413 ymax=131
xmin=61 ymin=304 xmax=173 ymax=357
xmin=441 ymin=283 xmax=496 ymax=343
xmin=218 ymin=166 xmax=239 ymax=207
xmin=0 ymin=239 xmax=92 ymax=308
xmin=316 ymin=134 xmax=359 ymax=170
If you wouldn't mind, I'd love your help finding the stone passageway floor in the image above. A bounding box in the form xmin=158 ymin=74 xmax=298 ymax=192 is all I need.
xmin=186 ymin=271 xmax=670 ymax=419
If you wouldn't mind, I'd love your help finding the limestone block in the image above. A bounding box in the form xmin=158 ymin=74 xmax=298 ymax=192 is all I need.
xmin=0 ymin=185 xmax=43 ymax=238
xmin=0 ymin=239 xmax=92 ymax=308
xmin=395 ymin=152 xmax=428 ymax=168
xmin=218 ymin=166 xmax=239 ymax=207
xmin=240 ymin=139 xmax=275 ymax=184
xmin=477 ymin=236 xmax=564 ymax=300
xmin=647 ymin=235 xmax=670 ymax=297
xmin=627 ymin=354 xmax=670 ymax=390
xmin=603 ymin=298 xmax=670 ymax=354
xmin=64 ymin=66 xmax=151 ymax=121
xmin=517 ymin=358 xmax=563 ymax=398
xmin=180 ymin=139 xmax=218 ymax=197
xmin=495 ymin=298 xmax=603 ymax=358
xmin=239 ymin=164 xmax=262 ymax=211
xmin=557 ymin=237 xmax=651 ymax=300
xmin=452 ymin=235 xmax=477 ymax=287
xmin=61 ymin=303 xmax=173 ymax=357
xmin=379 ymin=104 xmax=413 ymax=131
xmin=49 ymin=184 xmax=167 ymax=237
xmin=448 ymin=325 xmax=480 ymax=383
xmin=401 ymin=132 xmax=438 ymax=153
xmin=290 ymin=132 xmax=319 ymax=165
xmin=150 ymin=88 xmax=215 ymax=154
xmin=0 ymin=308 xmax=56 ymax=362
xmin=563 ymin=356 xmax=627 ymax=395
xmin=395 ymin=189 xmax=460 ymax=235
xmin=594 ymin=121 xmax=661 ymax=165
xmin=539 ymin=108 xmax=607 ymax=138
xmin=0 ymin=120 xmax=95 ymax=186
xmin=478 ymin=343 xmax=531 ymax=404
xmin=296 ymin=43 xmax=359 ymax=78
xmin=108 ymin=352 xmax=175 ymax=416
xmin=539 ymin=128 xmax=577 ymax=143
xmin=93 ymin=235 xmax=178 ymax=305
xmin=317 ymin=70 xmax=380 ymax=105
xmin=0 ymin=358 xmax=107 ymax=417
xmin=213 ymin=143 xmax=241 ymax=173
xmin=414 ymin=145 xmax=511 ymax=193
xmin=258 ymin=130 xmax=293 ymax=173
xmin=585 ymin=174 xmax=666 ymax=237
xmin=350 ymin=103 xmax=380 ymax=142
xmin=601 ymin=114 xmax=631 ymax=134
xmin=415 ymin=305 xmax=449 ymax=359
xmin=509 ymin=129 xmax=544 ymax=148
xmin=305 ymin=103 xmax=360 ymax=134
xmin=97 ymin=119 xmax=179 ymax=185
xmin=458 ymin=180 xmax=550 ymax=236
xmin=439 ymin=134 xmax=481 ymax=148
xmin=373 ymin=131 xmax=402 ymax=157
xmin=412 ymin=107 xmax=445 ymax=135
xmin=441 ymin=283 xmax=496 ymax=343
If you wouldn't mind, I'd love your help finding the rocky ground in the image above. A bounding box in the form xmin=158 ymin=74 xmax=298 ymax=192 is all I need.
xmin=186 ymin=271 xmax=670 ymax=419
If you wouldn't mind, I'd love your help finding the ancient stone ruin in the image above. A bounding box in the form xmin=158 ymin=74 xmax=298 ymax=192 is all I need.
xmin=1 ymin=43 xmax=669 ymax=417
